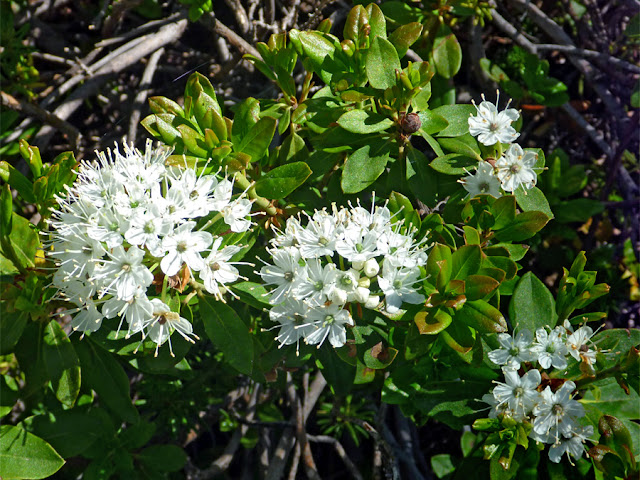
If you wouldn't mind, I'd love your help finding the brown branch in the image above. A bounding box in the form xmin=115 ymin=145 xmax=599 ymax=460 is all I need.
xmin=34 ymin=18 xmax=188 ymax=150
xmin=0 ymin=91 xmax=81 ymax=150
xmin=535 ymin=44 xmax=640 ymax=74
xmin=307 ymin=435 xmax=364 ymax=480
xmin=199 ymin=12 xmax=261 ymax=59
xmin=128 ymin=47 xmax=165 ymax=144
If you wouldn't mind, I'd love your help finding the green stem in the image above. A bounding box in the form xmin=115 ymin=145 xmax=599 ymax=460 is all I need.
xmin=233 ymin=171 xmax=277 ymax=216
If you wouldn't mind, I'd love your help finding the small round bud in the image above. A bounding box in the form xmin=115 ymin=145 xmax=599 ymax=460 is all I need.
xmin=358 ymin=276 xmax=370 ymax=288
xmin=363 ymin=258 xmax=380 ymax=277
xmin=354 ymin=286 xmax=370 ymax=303
xmin=352 ymin=260 xmax=365 ymax=271
xmin=365 ymin=295 xmax=380 ymax=309
xmin=400 ymin=112 xmax=421 ymax=134
xmin=329 ymin=288 xmax=348 ymax=305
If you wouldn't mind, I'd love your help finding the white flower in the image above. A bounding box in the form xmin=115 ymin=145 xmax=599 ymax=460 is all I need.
xmin=160 ymin=221 xmax=213 ymax=276
xmin=565 ymin=325 xmax=595 ymax=362
xmin=304 ymin=303 xmax=354 ymax=348
xmin=101 ymin=287 xmax=153 ymax=337
xmin=211 ymin=177 xmax=234 ymax=211
xmin=221 ymin=198 xmax=253 ymax=232
xmin=171 ymin=168 xmax=219 ymax=217
xmin=49 ymin=231 xmax=105 ymax=278
xmin=460 ymin=162 xmax=502 ymax=198
xmin=86 ymin=208 xmax=129 ymax=248
xmin=533 ymin=381 xmax=584 ymax=440
xmin=531 ymin=327 xmax=568 ymax=370
xmin=93 ymin=245 xmax=153 ymax=301
xmin=547 ymin=425 xmax=593 ymax=464
xmin=70 ymin=300 xmax=104 ymax=333
xmin=488 ymin=330 xmax=536 ymax=369
xmin=468 ymin=93 xmax=520 ymax=146
xmin=295 ymin=259 xmax=337 ymax=305
xmin=296 ymin=210 xmax=339 ymax=258
xmin=144 ymin=299 xmax=199 ymax=357
xmin=269 ymin=298 xmax=315 ymax=352
xmin=495 ymin=144 xmax=538 ymax=192
xmin=124 ymin=205 xmax=173 ymax=256
xmin=492 ymin=368 xmax=541 ymax=421
xmin=260 ymin=248 xmax=302 ymax=304
xmin=200 ymin=237 xmax=243 ymax=300
xmin=378 ymin=260 xmax=425 ymax=313
xmin=335 ymin=226 xmax=379 ymax=263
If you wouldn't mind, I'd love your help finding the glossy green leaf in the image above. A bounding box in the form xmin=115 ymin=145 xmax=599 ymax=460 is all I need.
xmin=0 ymin=426 xmax=64 ymax=480
xmin=365 ymin=36 xmax=401 ymax=89
xmin=432 ymin=28 xmax=462 ymax=79
xmin=554 ymin=198 xmax=604 ymax=223
xmin=200 ymin=297 xmax=253 ymax=375
xmin=255 ymin=162 xmax=312 ymax=199
xmin=438 ymin=134 xmax=481 ymax=158
xmin=0 ymin=311 xmax=27 ymax=354
xmin=509 ymin=272 xmax=557 ymax=332
xmin=366 ymin=4 xmax=387 ymax=40
xmin=432 ymin=104 xmax=476 ymax=137
xmin=341 ymin=143 xmax=390 ymax=194
xmin=231 ymin=97 xmax=261 ymax=144
xmin=430 ymin=154 xmax=477 ymax=175
xmin=451 ymin=245 xmax=482 ymax=280
xmin=363 ymin=343 xmax=398 ymax=369
xmin=388 ymin=22 xmax=422 ymax=58
xmin=465 ymin=275 xmax=500 ymax=301
xmin=235 ymin=116 xmax=277 ymax=161
xmin=494 ymin=211 xmax=550 ymax=242
xmin=418 ymin=110 xmax=448 ymax=135
xmin=43 ymin=321 xmax=81 ymax=407
xmin=74 ymin=339 xmax=139 ymax=424
xmin=457 ymin=300 xmax=507 ymax=334
xmin=0 ymin=161 xmax=35 ymax=204
xmin=0 ymin=184 xmax=12 ymax=234
xmin=514 ymin=186 xmax=554 ymax=219
xmin=337 ymin=109 xmax=393 ymax=134
xmin=414 ymin=309 xmax=452 ymax=335
xmin=491 ymin=196 xmax=517 ymax=230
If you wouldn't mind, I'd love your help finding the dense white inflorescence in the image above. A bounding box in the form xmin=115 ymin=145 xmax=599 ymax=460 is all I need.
xmin=48 ymin=140 xmax=252 ymax=355
xmin=259 ymin=197 xmax=428 ymax=352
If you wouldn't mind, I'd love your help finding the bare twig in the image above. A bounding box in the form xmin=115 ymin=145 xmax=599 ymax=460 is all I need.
xmin=95 ymin=12 xmax=185 ymax=48
xmin=308 ymin=435 xmax=364 ymax=480
xmin=200 ymin=12 xmax=262 ymax=59
xmin=128 ymin=47 xmax=165 ymax=144
xmin=535 ymin=44 xmax=640 ymax=74
xmin=224 ymin=0 xmax=251 ymax=35
xmin=265 ymin=372 xmax=326 ymax=480
xmin=1 ymin=91 xmax=81 ymax=150
xmin=186 ymin=384 xmax=261 ymax=480
xmin=34 ymin=18 xmax=188 ymax=150
xmin=102 ymin=0 xmax=144 ymax=37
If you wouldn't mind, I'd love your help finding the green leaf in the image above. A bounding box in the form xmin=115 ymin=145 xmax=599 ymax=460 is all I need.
xmin=438 ymin=134 xmax=481 ymax=158
xmin=74 ymin=339 xmax=139 ymax=424
xmin=451 ymin=245 xmax=482 ymax=280
xmin=0 ymin=161 xmax=35 ymax=204
xmin=366 ymin=4 xmax=387 ymax=40
xmin=42 ymin=321 xmax=81 ymax=407
xmin=363 ymin=343 xmax=399 ymax=369
xmin=509 ymin=272 xmax=557 ymax=332
xmin=230 ymin=282 xmax=272 ymax=310
xmin=0 ymin=184 xmax=12 ymax=234
xmin=4 ymin=213 xmax=38 ymax=270
xmin=341 ymin=142 xmax=390 ymax=194
xmin=491 ymin=196 xmax=517 ymax=230
xmin=432 ymin=27 xmax=462 ymax=79
xmin=430 ymin=153 xmax=477 ymax=175
xmin=514 ymin=186 xmax=554 ymax=219
xmin=388 ymin=22 xmax=422 ymax=58
xmin=465 ymin=275 xmax=500 ymax=301
xmin=27 ymin=412 xmax=104 ymax=458
xmin=494 ymin=211 xmax=550 ymax=242
xmin=200 ymin=297 xmax=254 ymax=375
xmin=457 ymin=300 xmax=507 ymax=334
xmin=0 ymin=426 xmax=64 ymax=480
xmin=138 ymin=445 xmax=187 ymax=473
xmin=235 ymin=116 xmax=277 ymax=161
xmin=337 ymin=109 xmax=393 ymax=134
xmin=255 ymin=162 xmax=312 ymax=199
xmin=366 ymin=36 xmax=401 ymax=89
xmin=418 ymin=110 xmax=448 ymax=135
xmin=431 ymin=454 xmax=456 ymax=479
xmin=582 ymin=378 xmax=640 ymax=420
xmin=231 ymin=97 xmax=261 ymax=145
xmin=432 ymin=105 xmax=476 ymax=137
xmin=0 ymin=311 xmax=27 ymax=354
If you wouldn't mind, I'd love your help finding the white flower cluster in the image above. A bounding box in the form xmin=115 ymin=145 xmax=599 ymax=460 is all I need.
xmin=482 ymin=323 xmax=597 ymax=463
xmin=464 ymin=92 xmax=538 ymax=196
xmin=48 ymin=140 xmax=252 ymax=355
xmin=259 ymin=198 xmax=427 ymax=351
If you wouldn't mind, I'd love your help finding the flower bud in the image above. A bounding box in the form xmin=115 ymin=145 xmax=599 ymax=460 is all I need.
xmin=363 ymin=258 xmax=380 ymax=277
xmin=365 ymin=295 xmax=380 ymax=309
xmin=329 ymin=287 xmax=348 ymax=305
xmin=358 ymin=276 xmax=370 ymax=288
xmin=352 ymin=260 xmax=364 ymax=271
xmin=354 ymin=286 xmax=369 ymax=303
